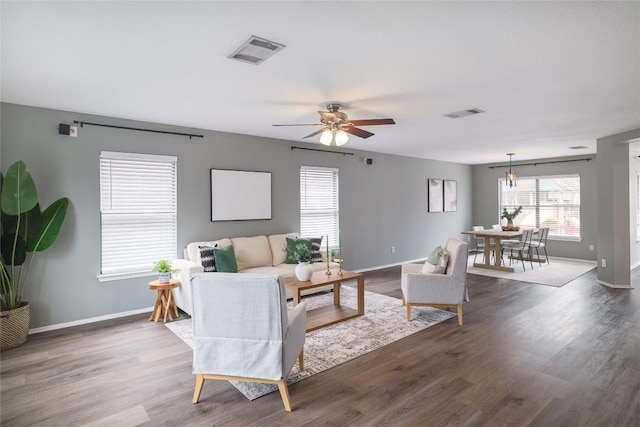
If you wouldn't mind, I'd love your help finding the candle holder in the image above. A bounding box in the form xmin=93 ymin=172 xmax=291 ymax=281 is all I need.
xmin=325 ymin=234 xmax=332 ymax=275
xmin=337 ymin=258 xmax=343 ymax=276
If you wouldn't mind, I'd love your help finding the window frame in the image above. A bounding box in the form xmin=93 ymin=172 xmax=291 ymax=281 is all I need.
xmin=299 ymin=166 xmax=340 ymax=248
xmin=498 ymin=174 xmax=581 ymax=242
xmin=98 ymin=151 xmax=178 ymax=281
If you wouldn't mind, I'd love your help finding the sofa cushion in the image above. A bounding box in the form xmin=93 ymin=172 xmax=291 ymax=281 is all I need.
xmin=231 ymin=235 xmax=272 ymax=271
xmin=214 ymin=245 xmax=238 ymax=273
xmin=198 ymin=245 xmax=217 ymax=272
xmin=187 ymin=238 xmax=231 ymax=262
xmin=268 ymin=232 xmax=299 ymax=266
xmin=285 ymin=238 xmax=313 ymax=264
xmin=308 ymin=237 xmax=324 ymax=263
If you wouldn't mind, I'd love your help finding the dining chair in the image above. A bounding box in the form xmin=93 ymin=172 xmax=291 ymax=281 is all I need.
xmin=492 ymin=224 xmax=502 ymax=230
xmin=472 ymin=226 xmax=491 ymax=263
xmin=501 ymin=228 xmax=534 ymax=271
xmin=529 ymin=227 xmax=550 ymax=265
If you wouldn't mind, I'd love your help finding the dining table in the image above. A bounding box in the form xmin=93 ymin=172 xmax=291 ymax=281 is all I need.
xmin=461 ymin=229 xmax=525 ymax=273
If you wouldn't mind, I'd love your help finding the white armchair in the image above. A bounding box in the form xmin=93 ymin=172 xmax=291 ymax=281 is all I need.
xmin=190 ymin=273 xmax=307 ymax=412
xmin=401 ymin=238 xmax=469 ymax=326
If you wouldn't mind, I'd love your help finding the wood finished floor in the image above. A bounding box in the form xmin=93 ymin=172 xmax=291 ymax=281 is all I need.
xmin=2 ymin=265 xmax=639 ymax=426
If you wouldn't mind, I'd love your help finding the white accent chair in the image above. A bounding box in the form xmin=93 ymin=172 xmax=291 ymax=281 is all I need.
xmin=190 ymin=273 xmax=307 ymax=412
xmin=401 ymin=238 xmax=469 ymax=326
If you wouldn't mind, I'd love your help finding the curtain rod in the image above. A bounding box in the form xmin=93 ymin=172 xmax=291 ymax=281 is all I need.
xmin=291 ymin=146 xmax=354 ymax=156
xmin=488 ymin=157 xmax=592 ymax=169
xmin=73 ymin=120 xmax=204 ymax=139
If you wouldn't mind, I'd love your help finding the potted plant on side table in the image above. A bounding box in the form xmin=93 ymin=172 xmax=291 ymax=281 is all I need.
xmin=152 ymin=259 xmax=180 ymax=284
xmin=1 ymin=160 xmax=70 ymax=351
xmin=501 ymin=206 xmax=523 ymax=231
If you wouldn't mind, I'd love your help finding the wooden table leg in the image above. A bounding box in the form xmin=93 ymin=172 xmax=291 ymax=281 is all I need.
xmin=334 ymin=283 xmax=341 ymax=306
xmin=357 ymin=276 xmax=364 ymax=315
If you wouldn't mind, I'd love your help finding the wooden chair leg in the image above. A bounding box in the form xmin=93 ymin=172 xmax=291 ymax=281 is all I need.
xmin=298 ymin=350 xmax=304 ymax=372
xmin=457 ymin=304 xmax=463 ymax=326
xmin=277 ymin=379 xmax=293 ymax=412
xmin=406 ymin=304 xmax=412 ymax=321
xmin=192 ymin=374 xmax=205 ymax=403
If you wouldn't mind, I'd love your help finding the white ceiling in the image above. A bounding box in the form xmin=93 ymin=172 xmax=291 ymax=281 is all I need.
xmin=2 ymin=1 xmax=639 ymax=165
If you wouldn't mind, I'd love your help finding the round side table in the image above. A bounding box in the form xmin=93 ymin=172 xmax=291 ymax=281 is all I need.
xmin=148 ymin=278 xmax=181 ymax=323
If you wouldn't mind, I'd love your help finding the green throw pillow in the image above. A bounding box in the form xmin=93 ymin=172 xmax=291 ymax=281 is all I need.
xmin=426 ymin=246 xmax=444 ymax=265
xmin=213 ymin=245 xmax=238 ymax=273
xmin=285 ymin=238 xmax=313 ymax=264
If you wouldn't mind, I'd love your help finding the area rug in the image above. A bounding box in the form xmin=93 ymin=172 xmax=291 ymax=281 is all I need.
xmin=467 ymin=255 xmax=596 ymax=287
xmin=165 ymin=286 xmax=455 ymax=400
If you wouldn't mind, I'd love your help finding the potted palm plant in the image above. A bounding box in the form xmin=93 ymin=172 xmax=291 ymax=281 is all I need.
xmin=1 ymin=160 xmax=69 ymax=351
xmin=151 ymin=259 xmax=180 ymax=283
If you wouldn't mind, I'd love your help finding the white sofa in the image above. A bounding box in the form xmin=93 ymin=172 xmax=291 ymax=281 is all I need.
xmin=172 ymin=232 xmax=338 ymax=315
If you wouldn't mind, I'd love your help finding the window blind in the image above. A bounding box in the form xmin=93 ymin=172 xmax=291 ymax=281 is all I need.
xmin=99 ymin=151 xmax=177 ymax=279
xmin=300 ymin=166 xmax=339 ymax=247
xmin=499 ymin=174 xmax=581 ymax=240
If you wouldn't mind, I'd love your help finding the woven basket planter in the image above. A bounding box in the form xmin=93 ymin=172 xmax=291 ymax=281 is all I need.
xmin=0 ymin=302 xmax=30 ymax=351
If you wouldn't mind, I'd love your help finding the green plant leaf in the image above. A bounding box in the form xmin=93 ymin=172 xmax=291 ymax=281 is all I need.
xmin=1 ymin=232 xmax=26 ymax=266
xmin=26 ymin=198 xmax=69 ymax=252
xmin=1 ymin=161 xmax=38 ymax=216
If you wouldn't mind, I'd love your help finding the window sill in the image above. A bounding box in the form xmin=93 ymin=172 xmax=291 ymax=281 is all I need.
xmin=548 ymin=236 xmax=582 ymax=243
xmin=97 ymin=271 xmax=156 ymax=282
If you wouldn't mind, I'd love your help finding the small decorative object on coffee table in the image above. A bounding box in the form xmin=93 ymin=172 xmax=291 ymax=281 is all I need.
xmin=294 ymin=244 xmax=313 ymax=281
xmin=337 ymin=230 xmax=343 ymax=276
xmin=148 ymin=279 xmax=181 ymax=322
xmin=325 ymin=234 xmax=332 ymax=276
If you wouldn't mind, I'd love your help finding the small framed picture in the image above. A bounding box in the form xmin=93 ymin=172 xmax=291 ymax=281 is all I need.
xmin=428 ymin=179 xmax=444 ymax=212
xmin=444 ymin=180 xmax=457 ymax=212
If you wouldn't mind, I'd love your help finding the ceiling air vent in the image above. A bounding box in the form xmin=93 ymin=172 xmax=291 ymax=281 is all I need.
xmin=569 ymin=145 xmax=588 ymax=150
xmin=228 ymin=36 xmax=285 ymax=65
xmin=444 ymin=108 xmax=484 ymax=119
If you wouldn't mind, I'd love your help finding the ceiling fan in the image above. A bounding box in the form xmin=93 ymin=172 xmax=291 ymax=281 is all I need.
xmin=273 ymin=103 xmax=395 ymax=146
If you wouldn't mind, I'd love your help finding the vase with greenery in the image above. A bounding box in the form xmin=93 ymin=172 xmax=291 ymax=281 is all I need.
xmin=294 ymin=245 xmax=313 ymax=281
xmin=151 ymin=259 xmax=180 ymax=283
xmin=501 ymin=206 xmax=523 ymax=230
xmin=1 ymin=160 xmax=70 ymax=350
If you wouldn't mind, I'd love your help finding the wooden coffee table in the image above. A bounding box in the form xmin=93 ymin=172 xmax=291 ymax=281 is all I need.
xmin=285 ymin=270 xmax=364 ymax=332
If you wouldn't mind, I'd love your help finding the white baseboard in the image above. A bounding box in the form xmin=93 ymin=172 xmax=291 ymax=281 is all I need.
xmin=597 ymin=279 xmax=634 ymax=289
xmin=29 ymin=306 xmax=154 ymax=335
xmin=353 ymin=258 xmax=426 ymax=273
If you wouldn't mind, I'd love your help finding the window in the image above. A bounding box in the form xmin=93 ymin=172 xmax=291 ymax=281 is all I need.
xmin=99 ymin=151 xmax=177 ymax=280
xmin=300 ymin=166 xmax=339 ymax=247
xmin=499 ymin=174 xmax=581 ymax=240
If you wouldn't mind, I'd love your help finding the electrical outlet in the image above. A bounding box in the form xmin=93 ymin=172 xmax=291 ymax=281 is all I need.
xmin=391 ymin=246 xmax=396 ymax=253
xmin=589 ymin=244 xmax=594 ymax=251
xmin=601 ymin=259 xmax=606 ymax=268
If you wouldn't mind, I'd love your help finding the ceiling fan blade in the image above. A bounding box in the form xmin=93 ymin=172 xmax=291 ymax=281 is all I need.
xmin=302 ymin=129 xmax=326 ymax=139
xmin=272 ymin=123 xmax=323 ymax=127
xmin=348 ymin=118 xmax=396 ymax=126
xmin=343 ymin=126 xmax=374 ymax=139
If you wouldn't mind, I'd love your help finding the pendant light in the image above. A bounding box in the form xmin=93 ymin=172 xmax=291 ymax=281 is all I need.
xmin=505 ymin=153 xmax=517 ymax=187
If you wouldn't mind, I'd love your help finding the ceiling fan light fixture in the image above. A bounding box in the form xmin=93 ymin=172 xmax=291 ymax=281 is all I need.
xmin=335 ymin=130 xmax=349 ymax=146
xmin=320 ymin=130 xmax=333 ymax=145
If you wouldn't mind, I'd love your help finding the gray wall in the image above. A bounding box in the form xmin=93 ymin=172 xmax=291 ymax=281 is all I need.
xmin=471 ymin=155 xmax=598 ymax=261
xmin=1 ymin=103 xmax=472 ymax=329
xmin=631 ymin=141 xmax=640 ymax=269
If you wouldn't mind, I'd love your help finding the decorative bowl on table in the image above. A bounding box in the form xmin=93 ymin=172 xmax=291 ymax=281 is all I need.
xmin=502 ymin=226 xmax=520 ymax=231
